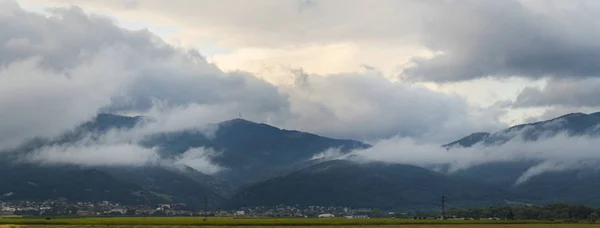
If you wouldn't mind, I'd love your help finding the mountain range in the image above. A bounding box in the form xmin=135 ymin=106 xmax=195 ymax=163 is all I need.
xmin=2 ymin=112 xmax=600 ymax=209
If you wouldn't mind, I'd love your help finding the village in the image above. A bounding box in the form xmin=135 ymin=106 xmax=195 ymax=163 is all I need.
xmin=0 ymin=200 xmax=380 ymax=218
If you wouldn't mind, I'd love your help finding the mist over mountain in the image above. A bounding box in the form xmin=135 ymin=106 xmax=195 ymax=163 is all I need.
xmin=6 ymin=0 xmax=600 ymax=214
xmin=442 ymin=112 xmax=600 ymax=205
xmin=225 ymin=111 xmax=600 ymax=209
xmin=0 ymin=113 xmax=368 ymax=208
xmin=3 ymin=112 xmax=600 ymax=209
xmin=147 ymin=117 xmax=370 ymax=187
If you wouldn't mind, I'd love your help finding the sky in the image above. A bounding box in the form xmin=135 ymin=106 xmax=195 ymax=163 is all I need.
xmin=2 ymin=0 xmax=600 ymax=178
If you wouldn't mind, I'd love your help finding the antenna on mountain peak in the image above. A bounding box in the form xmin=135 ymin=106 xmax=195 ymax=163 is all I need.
xmin=239 ymin=112 xmax=242 ymax=119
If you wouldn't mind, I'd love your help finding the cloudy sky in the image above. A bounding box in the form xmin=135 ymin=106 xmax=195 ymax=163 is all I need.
xmin=3 ymin=0 xmax=600 ymax=151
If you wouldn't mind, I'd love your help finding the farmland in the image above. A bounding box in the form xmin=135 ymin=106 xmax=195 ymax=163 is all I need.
xmin=4 ymin=224 xmax=600 ymax=228
xmin=1 ymin=217 xmax=599 ymax=227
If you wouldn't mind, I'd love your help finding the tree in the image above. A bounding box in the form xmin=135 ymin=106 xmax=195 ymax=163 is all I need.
xmin=65 ymin=206 xmax=78 ymax=216
xmin=369 ymin=209 xmax=384 ymax=218
xmin=152 ymin=210 xmax=167 ymax=216
xmin=589 ymin=212 xmax=598 ymax=223
xmin=125 ymin=209 xmax=136 ymax=216
xmin=506 ymin=209 xmax=515 ymax=220
xmin=558 ymin=212 xmax=570 ymax=219
xmin=538 ymin=211 xmax=553 ymax=220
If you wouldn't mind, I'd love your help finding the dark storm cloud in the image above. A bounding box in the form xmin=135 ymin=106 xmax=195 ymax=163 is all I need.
xmin=0 ymin=5 xmax=174 ymax=70
xmin=403 ymin=0 xmax=600 ymax=82
xmin=514 ymin=78 xmax=600 ymax=108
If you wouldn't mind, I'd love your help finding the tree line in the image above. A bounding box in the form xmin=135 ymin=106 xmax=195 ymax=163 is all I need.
xmin=392 ymin=204 xmax=600 ymax=222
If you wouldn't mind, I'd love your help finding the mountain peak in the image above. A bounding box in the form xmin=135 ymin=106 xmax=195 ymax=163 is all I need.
xmin=79 ymin=113 xmax=143 ymax=132
xmin=219 ymin=118 xmax=259 ymax=125
xmin=446 ymin=111 xmax=600 ymax=148
xmin=443 ymin=132 xmax=490 ymax=148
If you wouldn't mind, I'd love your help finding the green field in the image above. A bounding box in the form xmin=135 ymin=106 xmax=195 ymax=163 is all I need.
xmin=0 ymin=217 xmax=596 ymax=226
xmin=6 ymin=226 xmax=600 ymax=228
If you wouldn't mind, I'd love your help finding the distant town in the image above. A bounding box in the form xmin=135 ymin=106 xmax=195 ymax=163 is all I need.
xmin=4 ymin=199 xmax=599 ymax=222
xmin=0 ymin=200 xmax=382 ymax=218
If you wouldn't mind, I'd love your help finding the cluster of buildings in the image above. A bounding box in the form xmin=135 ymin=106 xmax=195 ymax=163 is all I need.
xmin=232 ymin=205 xmax=372 ymax=218
xmin=0 ymin=200 xmax=200 ymax=216
xmin=2 ymin=200 xmax=383 ymax=219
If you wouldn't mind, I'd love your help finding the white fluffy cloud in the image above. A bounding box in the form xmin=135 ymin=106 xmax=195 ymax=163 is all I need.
xmin=171 ymin=147 xmax=223 ymax=174
xmin=0 ymin=49 xmax=132 ymax=149
xmin=26 ymin=143 xmax=161 ymax=166
xmin=350 ymin=132 xmax=600 ymax=185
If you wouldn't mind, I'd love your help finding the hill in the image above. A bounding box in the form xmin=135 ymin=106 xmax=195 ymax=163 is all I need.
xmin=226 ymin=160 xmax=509 ymax=209
xmin=445 ymin=112 xmax=600 ymax=206
xmin=0 ymin=114 xmax=369 ymax=207
xmin=0 ymin=160 xmax=165 ymax=205
xmin=146 ymin=118 xmax=370 ymax=187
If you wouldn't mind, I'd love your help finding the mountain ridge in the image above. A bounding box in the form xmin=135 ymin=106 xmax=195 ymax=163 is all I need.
xmin=444 ymin=112 xmax=600 ymax=148
xmin=225 ymin=159 xmax=510 ymax=209
xmin=5 ymin=112 xmax=600 ymax=209
xmin=0 ymin=113 xmax=369 ymax=208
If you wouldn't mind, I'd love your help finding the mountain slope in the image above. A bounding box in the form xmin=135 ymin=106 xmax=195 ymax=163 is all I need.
xmin=0 ymin=161 xmax=161 ymax=205
xmin=226 ymin=160 xmax=509 ymax=209
xmin=100 ymin=166 xmax=225 ymax=208
xmin=0 ymin=113 xmax=369 ymax=206
xmin=147 ymin=118 xmax=370 ymax=186
xmin=445 ymin=112 xmax=600 ymax=206
xmin=444 ymin=112 xmax=600 ymax=148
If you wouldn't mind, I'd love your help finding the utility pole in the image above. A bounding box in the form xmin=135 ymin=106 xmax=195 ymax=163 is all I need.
xmin=441 ymin=195 xmax=447 ymax=220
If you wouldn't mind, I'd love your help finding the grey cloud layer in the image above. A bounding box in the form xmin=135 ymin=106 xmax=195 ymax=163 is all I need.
xmin=277 ymin=70 xmax=503 ymax=141
xmin=0 ymin=1 xmax=501 ymax=153
xmin=403 ymin=0 xmax=600 ymax=82
xmin=515 ymin=78 xmax=600 ymax=108
xmin=0 ymin=2 xmax=288 ymax=149
xmin=0 ymin=2 xmax=174 ymax=70
xmin=22 ymin=0 xmax=600 ymax=82
xmin=3 ymin=0 xmax=599 ymax=178
xmin=26 ymin=0 xmax=600 ymax=111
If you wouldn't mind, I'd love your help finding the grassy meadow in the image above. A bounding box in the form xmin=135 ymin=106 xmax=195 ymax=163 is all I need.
xmin=2 ymin=217 xmax=600 ymax=227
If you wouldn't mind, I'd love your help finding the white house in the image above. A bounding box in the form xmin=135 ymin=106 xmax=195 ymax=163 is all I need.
xmin=345 ymin=215 xmax=368 ymax=219
xmin=1 ymin=207 xmax=15 ymax=213
xmin=318 ymin=213 xmax=335 ymax=218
